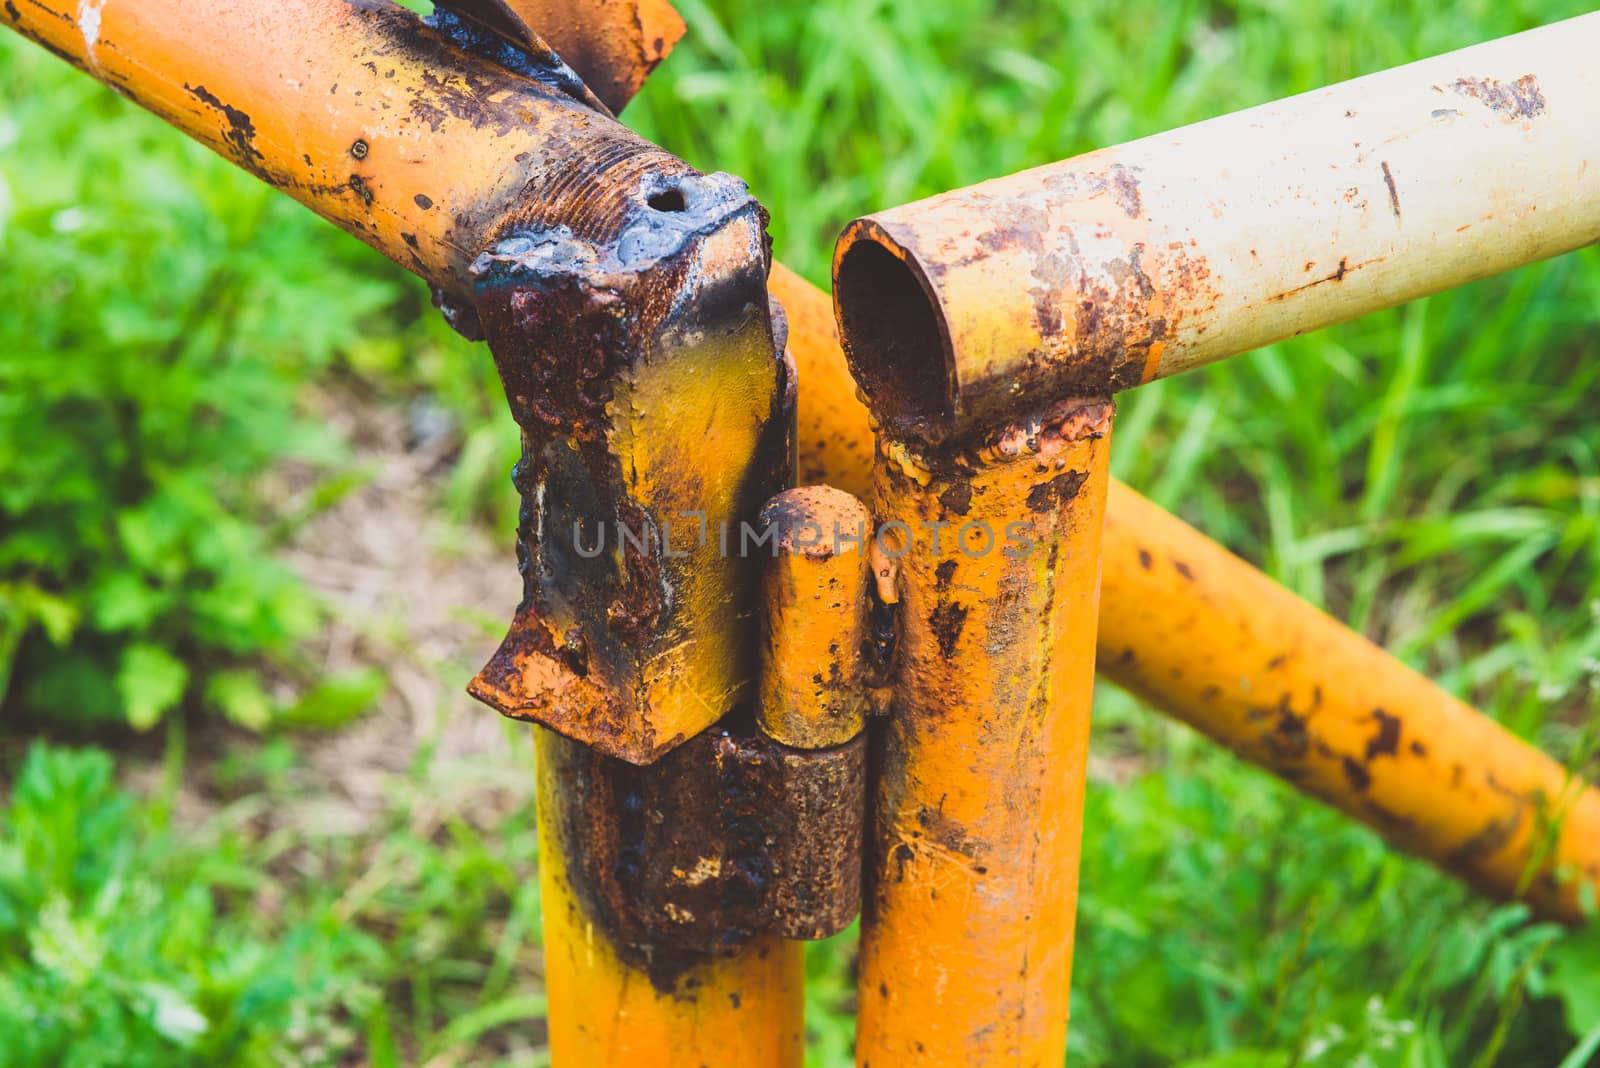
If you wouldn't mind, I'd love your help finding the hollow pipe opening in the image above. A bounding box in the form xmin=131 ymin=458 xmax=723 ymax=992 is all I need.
xmin=833 ymin=232 xmax=955 ymax=440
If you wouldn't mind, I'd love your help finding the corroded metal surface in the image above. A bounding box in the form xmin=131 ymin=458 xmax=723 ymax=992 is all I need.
xmin=778 ymin=237 xmax=1600 ymax=923
xmin=470 ymin=0 xmax=686 ymax=114
xmin=756 ymin=486 xmax=874 ymax=749
xmin=1099 ymin=483 xmax=1600 ymax=922
xmin=539 ymin=719 xmax=865 ymax=954
xmin=464 ymin=173 xmax=791 ymax=764
xmin=859 ymin=398 xmax=1113 ymax=1066
xmin=535 ymin=729 xmax=804 ymax=1068
xmin=833 ymin=13 xmax=1600 ymax=443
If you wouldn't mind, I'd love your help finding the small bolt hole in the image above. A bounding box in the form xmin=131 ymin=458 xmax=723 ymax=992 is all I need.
xmin=647 ymin=188 xmax=686 ymax=212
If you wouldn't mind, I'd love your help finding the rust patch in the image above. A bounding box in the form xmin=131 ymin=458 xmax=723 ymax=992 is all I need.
xmin=1342 ymin=755 xmax=1372 ymax=792
xmin=938 ymin=480 xmax=973 ymax=516
xmin=1108 ymin=163 xmax=1143 ymax=219
xmin=1262 ymin=255 xmax=1386 ymax=304
xmin=928 ymin=601 xmax=969 ymax=659
xmin=1365 ymin=708 xmax=1401 ymax=761
xmin=1024 ymin=469 xmax=1088 ymax=514
xmin=1267 ymin=701 xmax=1310 ymax=761
xmin=1451 ymin=74 xmax=1546 ymax=121
xmin=183 ymin=83 xmax=268 ymax=180
xmin=1381 ymin=160 xmax=1401 ymax=220
xmin=544 ymin=722 xmax=864 ymax=991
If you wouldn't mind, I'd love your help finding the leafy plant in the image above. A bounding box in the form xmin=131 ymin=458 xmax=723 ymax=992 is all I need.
xmin=0 ymin=35 xmax=458 ymax=731
xmin=0 ymin=743 xmax=378 ymax=1066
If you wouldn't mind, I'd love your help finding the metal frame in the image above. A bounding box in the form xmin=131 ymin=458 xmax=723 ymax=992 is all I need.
xmin=8 ymin=2 xmax=1600 ymax=1064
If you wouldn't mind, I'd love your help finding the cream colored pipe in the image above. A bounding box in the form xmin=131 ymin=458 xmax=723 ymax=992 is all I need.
xmin=834 ymin=13 xmax=1600 ymax=443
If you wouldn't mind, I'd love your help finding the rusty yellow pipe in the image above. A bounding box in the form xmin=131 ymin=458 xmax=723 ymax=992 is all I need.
xmin=1 ymin=0 xmax=688 ymax=306
xmin=859 ymin=398 xmax=1113 ymax=1066
xmin=772 ymin=265 xmax=1600 ymax=920
xmin=1098 ymin=484 xmax=1600 ymax=920
xmin=832 ymin=13 xmax=1600 ymax=443
xmin=485 ymin=0 xmax=685 ymax=114
xmin=535 ymin=727 xmax=804 ymax=1067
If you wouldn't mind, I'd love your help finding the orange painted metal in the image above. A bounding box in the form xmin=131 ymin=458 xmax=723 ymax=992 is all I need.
xmin=1099 ymin=484 xmax=1600 ymax=921
xmin=859 ymin=399 xmax=1113 ymax=1066
xmin=771 ymin=262 xmax=877 ymax=501
xmin=492 ymin=0 xmax=685 ymax=114
xmin=756 ymin=485 xmax=874 ymax=749
xmin=1 ymin=0 xmax=683 ymax=307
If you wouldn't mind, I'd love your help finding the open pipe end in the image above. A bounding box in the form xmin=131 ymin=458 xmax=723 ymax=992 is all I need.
xmin=833 ymin=220 xmax=957 ymax=444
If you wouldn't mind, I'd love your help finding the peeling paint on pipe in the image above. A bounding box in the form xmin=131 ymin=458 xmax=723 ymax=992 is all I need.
xmin=1099 ymin=483 xmax=1600 ymax=922
xmin=1 ymin=0 xmax=679 ymax=308
xmin=833 ymin=13 xmax=1600 ymax=444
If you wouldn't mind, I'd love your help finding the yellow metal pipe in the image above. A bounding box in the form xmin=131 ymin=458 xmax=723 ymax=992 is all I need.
xmin=832 ymin=13 xmax=1600 ymax=442
xmin=1 ymin=0 xmax=691 ymax=306
xmin=534 ymin=726 xmax=804 ymax=1066
xmin=1098 ymin=484 xmax=1600 ymax=920
xmin=859 ymin=398 xmax=1113 ymax=1066
xmin=773 ymin=266 xmax=1600 ymax=921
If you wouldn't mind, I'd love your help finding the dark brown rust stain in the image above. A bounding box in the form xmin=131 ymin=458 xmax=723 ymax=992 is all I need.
xmin=1451 ymin=74 xmax=1546 ymax=121
xmin=1410 ymin=740 xmax=1428 ymax=758
xmin=183 ymin=83 xmax=267 ymax=179
xmin=348 ymin=174 xmax=374 ymax=205
xmin=928 ymin=601 xmax=969 ymax=659
xmin=1137 ymin=548 xmax=1153 ymax=570
xmin=1342 ymin=755 xmax=1372 ymax=792
xmin=1024 ymin=469 xmax=1087 ymax=514
xmin=1449 ymin=805 xmax=1525 ymax=867
xmin=1365 ymin=708 xmax=1401 ymax=761
xmin=1262 ymin=255 xmax=1390 ymax=304
xmin=933 ymin=559 xmax=958 ymax=592
xmin=1381 ymin=161 xmax=1401 ymax=220
xmin=938 ymin=480 xmax=973 ymax=516
xmin=2 ymin=1 xmax=20 ymax=23
xmin=413 ymin=192 xmax=434 ymax=210
xmin=543 ymin=721 xmax=863 ymax=992
xmin=771 ymin=735 xmax=867 ymax=940
xmin=1267 ymin=700 xmax=1310 ymax=761
xmin=1174 ymin=559 xmax=1195 ymax=581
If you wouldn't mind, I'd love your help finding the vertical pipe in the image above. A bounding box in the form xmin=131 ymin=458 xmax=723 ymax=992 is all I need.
xmin=534 ymin=726 xmax=805 ymax=1067
xmin=858 ymin=398 xmax=1113 ymax=1066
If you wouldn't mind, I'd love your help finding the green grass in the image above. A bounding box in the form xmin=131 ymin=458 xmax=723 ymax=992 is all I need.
xmin=4 ymin=1 xmax=1600 ymax=1065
